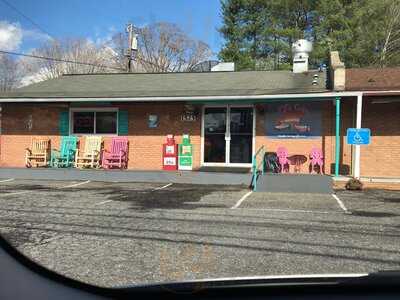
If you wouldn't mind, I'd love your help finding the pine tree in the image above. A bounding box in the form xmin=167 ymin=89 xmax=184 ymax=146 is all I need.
xmin=219 ymin=0 xmax=400 ymax=69
xmin=219 ymin=0 xmax=254 ymax=70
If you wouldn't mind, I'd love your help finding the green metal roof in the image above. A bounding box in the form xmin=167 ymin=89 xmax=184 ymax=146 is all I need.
xmin=0 ymin=70 xmax=327 ymax=99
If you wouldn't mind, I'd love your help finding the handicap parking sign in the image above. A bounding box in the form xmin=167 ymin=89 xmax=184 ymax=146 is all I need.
xmin=346 ymin=128 xmax=371 ymax=145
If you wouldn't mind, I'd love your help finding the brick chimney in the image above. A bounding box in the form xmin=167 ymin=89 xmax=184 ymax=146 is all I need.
xmin=330 ymin=51 xmax=345 ymax=91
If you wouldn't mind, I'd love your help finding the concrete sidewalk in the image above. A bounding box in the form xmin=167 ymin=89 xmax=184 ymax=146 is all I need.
xmin=0 ymin=168 xmax=250 ymax=186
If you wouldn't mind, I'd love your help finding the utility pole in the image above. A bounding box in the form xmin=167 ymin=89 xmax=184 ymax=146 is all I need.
xmin=125 ymin=23 xmax=138 ymax=72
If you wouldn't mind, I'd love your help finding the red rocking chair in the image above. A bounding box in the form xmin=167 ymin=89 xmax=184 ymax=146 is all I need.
xmin=101 ymin=137 xmax=128 ymax=169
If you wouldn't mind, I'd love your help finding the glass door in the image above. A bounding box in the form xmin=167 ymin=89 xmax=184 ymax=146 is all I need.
xmin=229 ymin=107 xmax=253 ymax=164
xmin=204 ymin=107 xmax=227 ymax=163
xmin=203 ymin=105 xmax=254 ymax=165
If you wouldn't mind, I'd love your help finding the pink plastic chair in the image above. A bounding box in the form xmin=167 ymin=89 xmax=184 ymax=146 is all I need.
xmin=276 ymin=147 xmax=290 ymax=173
xmin=101 ymin=137 xmax=128 ymax=169
xmin=310 ymin=147 xmax=324 ymax=174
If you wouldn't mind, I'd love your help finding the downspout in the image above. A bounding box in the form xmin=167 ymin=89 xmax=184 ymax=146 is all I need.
xmin=329 ymin=51 xmax=345 ymax=177
xmin=335 ymin=96 xmax=341 ymax=177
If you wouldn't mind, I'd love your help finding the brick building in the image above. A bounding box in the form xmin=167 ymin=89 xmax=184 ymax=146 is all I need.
xmin=345 ymin=67 xmax=400 ymax=178
xmin=0 ymin=53 xmax=399 ymax=178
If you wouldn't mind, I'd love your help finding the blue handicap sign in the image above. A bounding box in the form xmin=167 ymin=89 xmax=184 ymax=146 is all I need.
xmin=346 ymin=128 xmax=371 ymax=145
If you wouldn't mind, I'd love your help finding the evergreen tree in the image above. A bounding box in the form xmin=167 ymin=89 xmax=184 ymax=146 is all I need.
xmin=219 ymin=0 xmax=400 ymax=69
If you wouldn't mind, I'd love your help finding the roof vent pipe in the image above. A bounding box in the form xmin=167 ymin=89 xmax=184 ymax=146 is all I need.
xmin=292 ymin=39 xmax=312 ymax=73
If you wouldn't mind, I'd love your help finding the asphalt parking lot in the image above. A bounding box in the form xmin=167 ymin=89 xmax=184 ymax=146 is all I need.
xmin=0 ymin=178 xmax=400 ymax=287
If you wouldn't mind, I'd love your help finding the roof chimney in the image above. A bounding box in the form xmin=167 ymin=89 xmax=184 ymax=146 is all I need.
xmin=292 ymin=39 xmax=312 ymax=73
xmin=329 ymin=51 xmax=345 ymax=91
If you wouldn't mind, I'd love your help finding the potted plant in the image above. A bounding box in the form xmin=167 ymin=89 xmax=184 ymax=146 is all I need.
xmin=345 ymin=177 xmax=363 ymax=191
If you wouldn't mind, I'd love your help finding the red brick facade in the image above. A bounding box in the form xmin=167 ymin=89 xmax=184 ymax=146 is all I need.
xmin=256 ymin=100 xmax=354 ymax=175
xmin=0 ymin=102 xmax=201 ymax=170
xmin=0 ymin=99 xmax=399 ymax=177
xmin=359 ymin=98 xmax=400 ymax=177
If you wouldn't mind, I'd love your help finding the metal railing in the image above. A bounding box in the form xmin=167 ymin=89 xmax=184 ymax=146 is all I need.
xmin=252 ymin=145 xmax=265 ymax=191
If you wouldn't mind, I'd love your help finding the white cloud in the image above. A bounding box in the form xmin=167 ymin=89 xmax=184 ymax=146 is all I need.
xmin=0 ymin=21 xmax=23 ymax=51
xmin=93 ymin=25 xmax=118 ymax=46
xmin=0 ymin=20 xmax=52 ymax=52
xmin=23 ymin=28 xmax=52 ymax=42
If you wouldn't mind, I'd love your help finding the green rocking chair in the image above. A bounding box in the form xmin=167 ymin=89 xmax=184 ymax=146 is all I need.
xmin=50 ymin=136 xmax=78 ymax=168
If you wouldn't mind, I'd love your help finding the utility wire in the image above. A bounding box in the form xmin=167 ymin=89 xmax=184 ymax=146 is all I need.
xmin=0 ymin=1 xmax=174 ymax=73
xmin=1 ymin=49 xmax=164 ymax=72
xmin=0 ymin=0 xmax=128 ymax=71
xmin=0 ymin=50 xmax=125 ymax=71
xmin=0 ymin=0 xmax=54 ymax=40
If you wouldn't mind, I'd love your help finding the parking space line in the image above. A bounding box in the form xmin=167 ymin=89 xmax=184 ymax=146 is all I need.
xmin=231 ymin=190 xmax=253 ymax=209
xmin=332 ymin=193 xmax=350 ymax=213
xmin=152 ymin=183 xmax=173 ymax=191
xmin=59 ymin=180 xmax=91 ymax=189
xmin=241 ymin=207 xmax=343 ymax=215
xmin=0 ymin=191 xmax=30 ymax=197
xmin=0 ymin=178 xmax=14 ymax=183
xmin=96 ymin=200 xmax=113 ymax=205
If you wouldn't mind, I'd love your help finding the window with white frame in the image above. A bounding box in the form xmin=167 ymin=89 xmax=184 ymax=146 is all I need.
xmin=71 ymin=109 xmax=118 ymax=135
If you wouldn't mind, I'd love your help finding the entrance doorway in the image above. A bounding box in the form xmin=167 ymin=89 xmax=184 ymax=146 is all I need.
xmin=202 ymin=105 xmax=254 ymax=166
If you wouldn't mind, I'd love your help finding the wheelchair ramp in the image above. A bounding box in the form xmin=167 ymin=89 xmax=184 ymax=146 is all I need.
xmin=255 ymin=174 xmax=333 ymax=194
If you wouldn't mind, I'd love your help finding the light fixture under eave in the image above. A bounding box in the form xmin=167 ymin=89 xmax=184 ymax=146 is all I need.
xmin=371 ymin=100 xmax=393 ymax=104
xmin=370 ymin=99 xmax=400 ymax=104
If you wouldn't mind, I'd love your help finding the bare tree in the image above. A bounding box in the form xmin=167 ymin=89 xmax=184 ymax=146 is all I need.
xmin=108 ymin=32 xmax=127 ymax=70
xmin=19 ymin=38 xmax=121 ymax=85
xmin=17 ymin=22 xmax=212 ymax=87
xmin=111 ymin=22 xmax=212 ymax=72
xmin=0 ymin=54 xmax=20 ymax=91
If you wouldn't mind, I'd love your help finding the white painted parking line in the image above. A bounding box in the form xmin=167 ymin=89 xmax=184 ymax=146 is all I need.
xmin=96 ymin=200 xmax=113 ymax=205
xmin=0 ymin=178 xmax=14 ymax=183
xmin=0 ymin=191 xmax=30 ymax=197
xmin=231 ymin=191 xmax=253 ymax=209
xmin=152 ymin=183 xmax=173 ymax=191
xmin=241 ymin=207 xmax=343 ymax=215
xmin=332 ymin=193 xmax=349 ymax=213
xmin=59 ymin=180 xmax=91 ymax=189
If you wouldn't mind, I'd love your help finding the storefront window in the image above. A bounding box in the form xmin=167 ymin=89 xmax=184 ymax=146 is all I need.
xmin=96 ymin=112 xmax=117 ymax=134
xmin=72 ymin=110 xmax=117 ymax=134
xmin=73 ymin=112 xmax=95 ymax=134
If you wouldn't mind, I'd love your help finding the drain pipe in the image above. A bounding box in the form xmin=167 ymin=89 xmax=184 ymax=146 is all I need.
xmin=335 ymin=96 xmax=341 ymax=177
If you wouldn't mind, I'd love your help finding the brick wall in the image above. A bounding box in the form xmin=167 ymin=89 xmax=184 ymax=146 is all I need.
xmin=0 ymin=103 xmax=64 ymax=167
xmin=255 ymin=100 xmax=354 ymax=175
xmin=0 ymin=102 xmax=201 ymax=170
xmin=359 ymin=98 xmax=400 ymax=177
xmin=122 ymin=102 xmax=201 ymax=170
xmin=1 ymin=99 xmax=399 ymax=177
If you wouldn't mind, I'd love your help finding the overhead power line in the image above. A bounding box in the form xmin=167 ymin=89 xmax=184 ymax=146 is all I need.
xmin=0 ymin=1 xmax=171 ymax=73
xmin=0 ymin=0 xmax=54 ymax=39
xmin=0 ymin=50 xmax=125 ymax=71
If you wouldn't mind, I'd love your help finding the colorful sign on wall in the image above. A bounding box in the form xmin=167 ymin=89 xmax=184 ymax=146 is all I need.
xmin=148 ymin=114 xmax=159 ymax=128
xmin=264 ymin=102 xmax=322 ymax=139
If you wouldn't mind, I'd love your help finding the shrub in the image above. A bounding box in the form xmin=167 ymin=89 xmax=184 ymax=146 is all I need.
xmin=345 ymin=178 xmax=363 ymax=190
